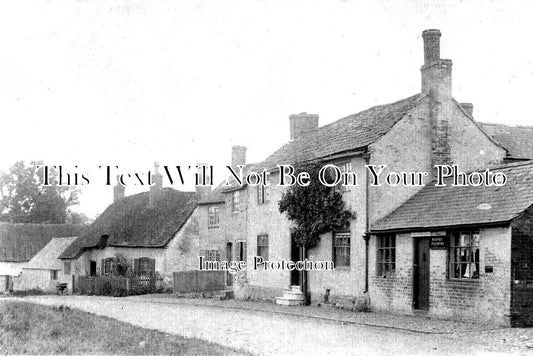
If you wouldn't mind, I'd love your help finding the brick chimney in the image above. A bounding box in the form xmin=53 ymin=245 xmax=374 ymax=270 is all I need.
xmin=231 ymin=146 xmax=247 ymax=169
xmin=460 ymin=103 xmax=474 ymax=117
xmin=421 ymin=29 xmax=452 ymax=175
xmin=113 ymin=175 xmax=125 ymax=203
xmin=195 ymin=163 xmax=212 ymax=200
xmin=289 ymin=113 xmax=319 ymax=140
xmin=149 ymin=162 xmax=163 ymax=207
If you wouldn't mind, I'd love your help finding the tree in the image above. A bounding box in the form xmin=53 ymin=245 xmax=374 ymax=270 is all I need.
xmin=278 ymin=161 xmax=355 ymax=304
xmin=0 ymin=161 xmax=79 ymax=224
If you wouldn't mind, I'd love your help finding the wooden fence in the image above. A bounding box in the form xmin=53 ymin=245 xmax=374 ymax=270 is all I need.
xmin=74 ymin=275 xmax=158 ymax=296
xmin=173 ymin=270 xmax=226 ymax=293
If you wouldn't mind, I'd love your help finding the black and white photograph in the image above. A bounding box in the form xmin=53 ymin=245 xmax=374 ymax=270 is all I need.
xmin=1 ymin=1 xmax=533 ymax=355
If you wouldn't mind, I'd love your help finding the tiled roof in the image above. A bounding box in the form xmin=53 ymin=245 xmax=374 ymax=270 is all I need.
xmin=479 ymin=122 xmax=533 ymax=160
xmin=26 ymin=237 xmax=77 ymax=270
xmin=60 ymin=188 xmax=198 ymax=259
xmin=0 ymin=223 xmax=87 ymax=262
xmin=254 ymin=94 xmax=427 ymax=171
xmin=371 ymin=162 xmax=533 ymax=232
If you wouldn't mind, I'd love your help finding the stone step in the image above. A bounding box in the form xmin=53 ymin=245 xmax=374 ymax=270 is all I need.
xmin=290 ymin=285 xmax=302 ymax=293
xmin=282 ymin=291 xmax=305 ymax=300
xmin=275 ymin=297 xmax=304 ymax=306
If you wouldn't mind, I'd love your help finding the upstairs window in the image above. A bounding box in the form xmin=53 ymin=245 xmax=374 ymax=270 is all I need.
xmin=333 ymin=232 xmax=351 ymax=267
xmin=257 ymin=234 xmax=269 ymax=260
xmin=257 ymin=184 xmax=267 ymax=205
xmin=232 ymin=191 xmax=241 ymax=212
xmin=208 ymin=206 xmax=220 ymax=228
xmin=336 ymin=161 xmax=354 ymax=192
xmin=449 ymin=231 xmax=480 ymax=279
xmin=377 ymin=234 xmax=396 ymax=276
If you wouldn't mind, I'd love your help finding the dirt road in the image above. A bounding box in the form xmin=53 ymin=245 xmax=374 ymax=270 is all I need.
xmin=12 ymin=296 xmax=522 ymax=356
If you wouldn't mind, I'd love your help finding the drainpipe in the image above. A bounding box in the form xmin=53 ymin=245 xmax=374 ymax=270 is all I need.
xmin=363 ymin=152 xmax=371 ymax=293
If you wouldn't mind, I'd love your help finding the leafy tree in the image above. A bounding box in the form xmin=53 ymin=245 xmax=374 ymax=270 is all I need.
xmin=0 ymin=161 xmax=79 ymax=224
xmin=279 ymin=161 xmax=355 ymax=304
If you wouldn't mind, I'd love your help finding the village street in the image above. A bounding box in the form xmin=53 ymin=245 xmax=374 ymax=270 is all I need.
xmin=7 ymin=295 xmax=531 ymax=356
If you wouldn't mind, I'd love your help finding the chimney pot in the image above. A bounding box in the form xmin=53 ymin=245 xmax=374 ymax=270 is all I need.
xmin=195 ymin=163 xmax=212 ymax=200
xmin=289 ymin=113 xmax=319 ymax=140
xmin=113 ymin=175 xmax=125 ymax=203
xmin=149 ymin=162 xmax=163 ymax=207
xmin=422 ymin=29 xmax=441 ymax=64
xmin=460 ymin=103 xmax=474 ymax=117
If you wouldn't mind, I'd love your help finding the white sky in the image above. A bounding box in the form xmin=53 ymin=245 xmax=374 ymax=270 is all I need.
xmin=1 ymin=0 xmax=532 ymax=218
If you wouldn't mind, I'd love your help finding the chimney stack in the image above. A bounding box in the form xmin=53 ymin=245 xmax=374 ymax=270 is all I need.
xmin=421 ymin=29 xmax=453 ymax=177
xmin=289 ymin=113 xmax=319 ymax=140
xmin=195 ymin=163 xmax=212 ymax=200
xmin=149 ymin=162 xmax=163 ymax=207
xmin=113 ymin=175 xmax=125 ymax=203
xmin=460 ymin=103 xmax=474 ymax=117
xmin=231 ymin=146 xmax=247 ymax=169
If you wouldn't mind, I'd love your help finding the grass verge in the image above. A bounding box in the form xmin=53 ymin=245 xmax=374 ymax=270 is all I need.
xmin=0 ymin=301 xmax=249 ymax=355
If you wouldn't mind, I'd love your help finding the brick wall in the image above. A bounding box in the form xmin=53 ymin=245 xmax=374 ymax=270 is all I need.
xmin=369 ymin=233 xmax=413 ymax=313
xmin=511 ymin=206 xmax=533 ymax=326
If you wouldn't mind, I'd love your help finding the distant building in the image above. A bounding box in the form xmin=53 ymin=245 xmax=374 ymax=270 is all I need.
xmin=0 ymin=223 xmax=86 ymax=293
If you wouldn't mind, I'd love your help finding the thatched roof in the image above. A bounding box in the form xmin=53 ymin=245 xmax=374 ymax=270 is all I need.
xmin=60 ymin=188 xmax=199 ymax=259
xmin=0 ymin=223 xmax=87 ymax=262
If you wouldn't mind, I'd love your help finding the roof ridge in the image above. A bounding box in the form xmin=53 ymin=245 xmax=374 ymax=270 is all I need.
xmin=316 ymin=93 xmax=425 ymax=133
xmin=479 ymin=121 xmax=533 ymax=129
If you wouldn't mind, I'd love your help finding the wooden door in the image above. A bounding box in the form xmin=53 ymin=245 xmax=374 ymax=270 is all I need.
xmin=413 ymin=237 xmax=430 ymax=310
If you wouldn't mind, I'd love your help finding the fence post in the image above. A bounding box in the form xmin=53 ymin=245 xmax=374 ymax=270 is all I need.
xmin=126 ymin=278 xmax=130 ymax=293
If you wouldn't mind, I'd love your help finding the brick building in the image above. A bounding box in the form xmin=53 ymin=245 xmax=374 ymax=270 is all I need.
xmin=370 ymin=162 xmax=533 ymax=326
xmin=205 ymin=29 xmax=533 ymax=324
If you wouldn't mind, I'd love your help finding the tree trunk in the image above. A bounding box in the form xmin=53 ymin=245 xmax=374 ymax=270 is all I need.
xmin=301 ymin=245 xmax=310 ymax=305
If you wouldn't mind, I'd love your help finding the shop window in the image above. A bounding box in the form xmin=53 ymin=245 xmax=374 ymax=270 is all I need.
xmin=449 ymin=231 xmax=480 ymax=279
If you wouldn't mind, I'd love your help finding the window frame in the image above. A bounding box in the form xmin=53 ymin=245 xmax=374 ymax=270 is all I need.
xmin=231 ymin=191 xmax=241 ymax=212
xmin=208 ymin=206 xmax=220 ymax=228
xmin=205 ymin=250 xmax=221 ymax=262
xmin=103 ymin=257 xmax=114 ymax=276
xmin=50 ymin=270 xmax=58 ymax=280
xmin=448 ymin=231 xmax=480 ymax=280
xmin=333 ymin=232 xmax=351 ymax=268
xmin=377 ymin=234 xmax=396 ymax=277
xmin=257 ymin=234 xmax=269 ymax=260
xmin=257 ymin=184 xmax=267 ymax=205
xmin=336 ymin=161 xmax=354 ymax=192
